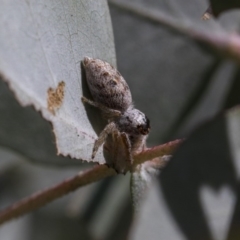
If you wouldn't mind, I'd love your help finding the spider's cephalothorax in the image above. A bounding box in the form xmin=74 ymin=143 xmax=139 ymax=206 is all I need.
xmin=82 ymin=57 xmax=150 ymax=173
xmin=116 ymin=108 xmax=150 ymax=151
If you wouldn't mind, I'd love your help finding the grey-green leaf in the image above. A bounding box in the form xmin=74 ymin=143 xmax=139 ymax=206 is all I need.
xmin=0 ymin=0 xmax=116 ymax=164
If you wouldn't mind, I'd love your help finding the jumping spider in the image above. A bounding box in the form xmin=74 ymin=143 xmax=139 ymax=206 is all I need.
xmin=82 ymin=57 xmax=150 ymax=173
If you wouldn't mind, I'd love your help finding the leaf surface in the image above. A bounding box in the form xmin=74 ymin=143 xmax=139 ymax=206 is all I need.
xmin=0 ymin=0 xmax=116 ymax=164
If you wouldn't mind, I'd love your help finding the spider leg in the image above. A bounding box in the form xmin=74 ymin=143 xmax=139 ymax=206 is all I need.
xmin=111 ymin=131 xmax=133 ymax=174
xmin=92 ymin=122 xmax=117 ymax=159
xmin=81 ymin=96 xmax=121 ymax=118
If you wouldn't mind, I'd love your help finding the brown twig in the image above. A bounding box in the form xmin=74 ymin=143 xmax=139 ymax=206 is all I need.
xmin=0 ymin=165 xmax=116 ymax=225
xmin=0 ymin=139 xmax=183 ymax=225
xmin=133 ymin=139 xmax=183 ymax=166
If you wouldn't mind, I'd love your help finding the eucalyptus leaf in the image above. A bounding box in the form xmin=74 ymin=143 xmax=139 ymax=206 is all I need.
xmin=0 ymin=0 xmax=116 ymax=164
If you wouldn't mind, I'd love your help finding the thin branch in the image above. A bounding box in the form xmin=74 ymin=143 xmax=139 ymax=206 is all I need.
xmin=109 ymin=0 xmax=190 ymax=34
xmin=133 ymin=139 xmax=183 ymax=166
xmin=109 ymin=0 xmax=240 ymax=65
xmin=0 ymin=165 xmax=116 ymax=225
xmin=0 ymin=138 xmax=182 ymax=225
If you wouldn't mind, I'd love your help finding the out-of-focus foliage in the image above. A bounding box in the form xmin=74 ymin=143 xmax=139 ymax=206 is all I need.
xmin=210 ymin=0 xmax=240 ymax=17
xmin=110 ymin=0 xmax=240 ymax=239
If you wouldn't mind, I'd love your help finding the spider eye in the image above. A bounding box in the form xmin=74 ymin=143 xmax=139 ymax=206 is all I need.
xmin=137 ymin=123 xmax=150 ymax=135
xmin=136 ymin=115 xmax=150 ymax=135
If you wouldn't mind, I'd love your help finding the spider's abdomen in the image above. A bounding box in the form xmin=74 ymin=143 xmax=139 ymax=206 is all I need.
xmin=83 ymin=57 xmax=132 ymax=112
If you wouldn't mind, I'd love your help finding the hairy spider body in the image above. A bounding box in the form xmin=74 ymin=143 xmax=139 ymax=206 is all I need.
xmin=116 ymin=108 xmax=150 ymax=151
xmin=83 ymin=57 xmax=132 ymax=112
xmin=82 ymin=57 xmax=150 ymax=173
